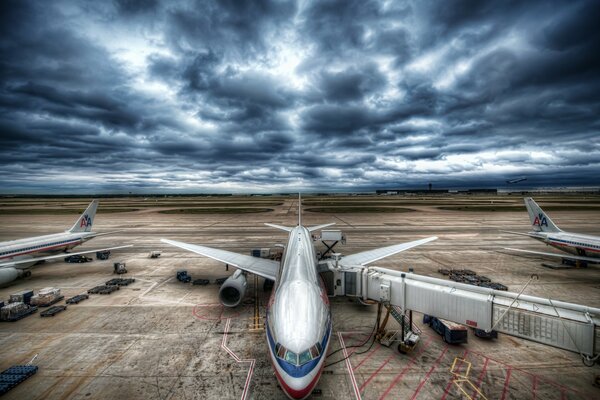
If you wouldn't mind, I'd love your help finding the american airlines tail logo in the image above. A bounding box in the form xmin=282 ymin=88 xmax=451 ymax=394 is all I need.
xmin=80 ymin=214 xmax=92 ymax=228
xmin=533 ymin=213 xmax=548 ymax=227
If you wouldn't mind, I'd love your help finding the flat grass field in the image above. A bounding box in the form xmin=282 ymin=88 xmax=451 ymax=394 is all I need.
xmin=0 ymin=194 xmax=598 ymax=214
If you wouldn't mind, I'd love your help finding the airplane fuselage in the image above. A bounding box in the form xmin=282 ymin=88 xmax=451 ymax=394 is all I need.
xmin=532 ymin=231 xmax=600 ymax=259
xmin=266 ymin=226 xmax=332 ymax=399
xmin=0 ymin=231 xmax=96 ymax=266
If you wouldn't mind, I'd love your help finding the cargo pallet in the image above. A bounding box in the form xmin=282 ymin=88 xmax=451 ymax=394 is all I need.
xmin=40 ymin=305 xmax=67 ymax=317
xmin=66 ymin=294 xmax=89 ymax=304
xmin=35 ymin=296 xmax=65 ymax=308
xmin=0 ymin=306 xmax=38 ymax=322
xmin=105 ymin=278 xmax=135 ymax=286
xmin=88 ymin=285 xmax=119 ymax=295
xmin=0 ymin=365 xmax=38 ymax=395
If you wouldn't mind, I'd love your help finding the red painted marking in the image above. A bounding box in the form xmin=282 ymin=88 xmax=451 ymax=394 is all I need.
xmin=532 ymin=375 xmax=538 ymax=400
xmin=471 ymin=357 xmax=489 ymax=400
xmin=377 ymin=337 xmax=433 ymax=400
xmin=467 ymin=349 xmax=585 ymax=396
xmin=500 ymin=367 xmax=512 ymax=400
xmin=409 ymin=346 xmax=449 ymax=400
xmin=441 ymin=350 xmax=469 ymax=400
xmin=353 ymin=344 xmax=381 ymax=371
xmin=359 ymin=355 xmax=394 ymax=392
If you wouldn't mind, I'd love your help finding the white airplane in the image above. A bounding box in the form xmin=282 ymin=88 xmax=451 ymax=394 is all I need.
xmin=503 ymin=197 xmax=600 ymax=265
xmin=162 ymin=196 xmax=437 ymax=399
xmin=0 ymin=199 xmax=131 ymax=285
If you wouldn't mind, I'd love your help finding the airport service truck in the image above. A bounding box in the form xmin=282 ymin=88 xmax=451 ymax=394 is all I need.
xmin=423 ymin=314 xmax=468 ymax=344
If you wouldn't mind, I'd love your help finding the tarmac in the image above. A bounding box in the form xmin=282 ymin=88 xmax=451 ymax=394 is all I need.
xmin=0 ymin=195 xmax=599 ymax=399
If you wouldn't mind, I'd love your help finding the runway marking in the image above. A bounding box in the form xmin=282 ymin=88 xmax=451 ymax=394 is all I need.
xmin=338 ymin=332 xmax=362 ymax=400
xmin=221 ymin=318 xmax=255 ymax=400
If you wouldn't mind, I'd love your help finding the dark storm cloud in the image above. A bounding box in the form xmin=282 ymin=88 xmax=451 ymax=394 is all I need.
xmin=0 ymin=0 xmax=599 ymax=193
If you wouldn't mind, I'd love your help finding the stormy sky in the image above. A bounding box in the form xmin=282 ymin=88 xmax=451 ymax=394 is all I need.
xmin=1 ymin=0 xmax=599 ymax=193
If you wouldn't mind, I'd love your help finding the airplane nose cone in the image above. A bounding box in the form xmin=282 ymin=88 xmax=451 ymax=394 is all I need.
xmin=278 ymin=373 xmax=319 ymax=400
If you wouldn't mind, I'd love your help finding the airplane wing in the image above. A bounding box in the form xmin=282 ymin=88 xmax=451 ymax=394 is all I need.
xmin=264 ymin=223 xmax=293 ymax=232
xmin=0 ymin=245 xmax=133 ymax=269
xmin=308 ymin=223 xmax=335 ymax=232
xmin=503 ymin=247 xmax=599 ymax=263
xmin=161 ymin=239 xmax=279 ymax=281
xmin=340 ymin=236 xmax=437 ymax=266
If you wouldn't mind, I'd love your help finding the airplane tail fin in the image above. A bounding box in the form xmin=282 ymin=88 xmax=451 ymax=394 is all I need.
xmin=524 ymin=197 xmax=560 ymax=233
xmin=68 ymin=200 xmax=98 ymax=233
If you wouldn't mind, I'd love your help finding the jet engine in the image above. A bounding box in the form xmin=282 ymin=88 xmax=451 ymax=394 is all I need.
xmin=219 ymin=269 xmax=247 ymax=308
xmin=0 ymin=267 xmax=21 ymax=286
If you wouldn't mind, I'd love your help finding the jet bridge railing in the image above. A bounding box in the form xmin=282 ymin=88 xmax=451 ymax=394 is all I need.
xmin=327 ymin=263 xmax=600 ymax=363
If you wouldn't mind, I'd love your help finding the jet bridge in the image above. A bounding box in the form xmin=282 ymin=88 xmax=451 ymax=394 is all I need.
xmin=320 ymin=261 xmax=600 ymax=365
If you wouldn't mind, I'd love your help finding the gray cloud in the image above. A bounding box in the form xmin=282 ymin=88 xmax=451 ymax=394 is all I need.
xmin=0 ymin=0 xmax=599 ymax=193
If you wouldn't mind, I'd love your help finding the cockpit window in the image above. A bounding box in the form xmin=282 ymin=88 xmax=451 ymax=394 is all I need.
xmin=276 ymin=341 xmax=323 ymax=366
xmin=284 ymin=349 xmax=298 ymax=365
xmin=298 ymin=349 xmax=312 ymax=365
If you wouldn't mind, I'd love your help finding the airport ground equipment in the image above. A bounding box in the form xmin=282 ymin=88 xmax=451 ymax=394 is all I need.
xmin=423 ymin=315 xmax=468 ymax=344
xmin=105 ymin=278 xmax=135 ymax=286
xmin=149 ymin=251 xmax=161 ymax=258
xmin=64 ymin=255 xmax=93 ymax=263
xmin=113 ymin=262 xmax=127 ymax=274
xmin=473 ymin=328 xmax=498 ymax=339
xmin=0 ymin=302 xmax=37 ymax=322
xmin=375 ymin=303 xmax=420 ymax=353
xmin=176 ymin=270 xmax=192 ymax=283
xmin=96 ymin=250 xmax=111 ymax=260
xmin=215 ymin=277 xmax=227 ymax=285
xmin=66 ymin=294 xmax=89 ymax=304
xmin=317 ymin=229 xmax=346 ymax=260
xmin=193 ymin=278 xmax=210 ymax=286
xmin=9 ymin=290 xmax=33 ymax=305
xmin=320 ymin=261 xmax=600 ymax=365
xmin=30 ymin=287 xmax=64 ymax=307
xmin=0 ymin=365 xmax=38 ymax=395
xmin=40 ymin=305 xmax=67 ymax=317
xmin=88 ymin=285 xmax=119 ymax=295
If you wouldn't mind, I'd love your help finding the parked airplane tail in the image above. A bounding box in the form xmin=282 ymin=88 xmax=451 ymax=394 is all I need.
xmin=524 ymin=197 xmax=560 ymax=233
xmin=68 ymin=200 xmax=98 ymax=233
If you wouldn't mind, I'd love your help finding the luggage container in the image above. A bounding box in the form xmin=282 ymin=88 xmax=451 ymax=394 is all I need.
xmin=9 ymin=290 xmax=34 ymax=305
xmin=0 ymin=302 xmax=38 ymax=322
xmin=30 ymin=287 xmax=64 ymax=307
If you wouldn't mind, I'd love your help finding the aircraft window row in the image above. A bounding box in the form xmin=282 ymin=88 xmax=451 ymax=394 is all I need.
xmin=0 ymin=240 xmax=73 ymax=256
xmin=275 ymin=342 xmax=322 ymax=366
xmin=553 ymin=239 xmax=598 ymax=249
